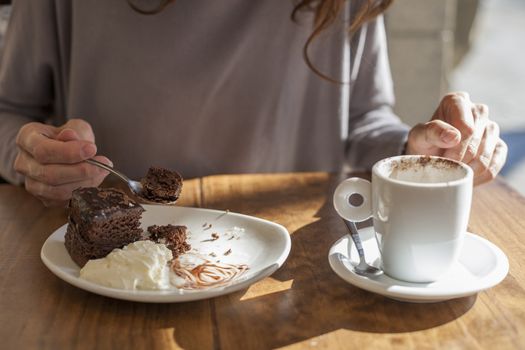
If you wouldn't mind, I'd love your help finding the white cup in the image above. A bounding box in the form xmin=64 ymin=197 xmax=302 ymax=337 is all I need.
xmin=333 ymin=155 xmax=473 ymax=283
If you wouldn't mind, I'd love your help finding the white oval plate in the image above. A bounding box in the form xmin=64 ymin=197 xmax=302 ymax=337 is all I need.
xmin=41 ymin=205 xmax=291 ymax=303
xmin=328 ymin=226 xmax=509 ymax=303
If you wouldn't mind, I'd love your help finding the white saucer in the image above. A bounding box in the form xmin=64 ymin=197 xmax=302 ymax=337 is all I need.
xmin=328 ymin=227 xmax=509 ymax=303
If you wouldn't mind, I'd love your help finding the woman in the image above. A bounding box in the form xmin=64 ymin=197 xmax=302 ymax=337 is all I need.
xmin=0 ymin=0 xmax=507 ymax=206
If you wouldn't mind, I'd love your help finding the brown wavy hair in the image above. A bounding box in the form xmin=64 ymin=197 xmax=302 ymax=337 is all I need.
xmin=292 ymin=0 xmax=394 ymax=82
xmin=127 ymin=0 xmax=394 ymax=81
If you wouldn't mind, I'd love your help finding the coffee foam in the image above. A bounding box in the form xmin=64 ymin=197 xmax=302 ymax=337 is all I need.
xmin=381 ymin=156 xmax=467 ymax=184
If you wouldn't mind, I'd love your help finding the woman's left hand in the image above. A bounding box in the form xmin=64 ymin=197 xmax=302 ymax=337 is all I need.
xmin=406 ymin=92 xmax=508 ymax=186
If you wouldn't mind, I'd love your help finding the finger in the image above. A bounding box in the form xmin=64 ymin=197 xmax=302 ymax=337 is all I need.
xmin=437 ymin=92 xmax=476 ymax=161
xmin=407 ymin=120 xmax=461 ymax=155
xmin=13 ymin=150 xmax=36 ymax=178
xmin=474 ymin=140 xmax=508 ymax=186
xmin=16 ymin=122 xmax=96 ymax=163
xmin=16 ymin=122 xmax=58 ymax=150
xmin=25 ymin=171 xmax=108 ymax=206
xmin=20 ymin=134 xmax=97 ymax=165
xmin=61 ymin=119 xmax=95 ymax=142
xmin=15 ymin=151 xmax=111 ymax=186
xmin=55 ymin=128 xmax=81 ymax=142
xmin=460 ymin=104 xmax=489 ymax=164
xmin=468 ymin=120 xmax=499 ymax=176
xmin=436 ymin=92 xmax=475 ymax=128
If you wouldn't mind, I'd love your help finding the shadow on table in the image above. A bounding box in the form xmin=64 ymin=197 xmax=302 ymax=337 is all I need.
xmin=241 ymin=219 xmax=476 ymax=334
xmin=191 ymin=221 xmax=477 ymax=350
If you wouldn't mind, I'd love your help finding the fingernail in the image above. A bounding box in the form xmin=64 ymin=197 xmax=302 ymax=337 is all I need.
xmin=81 ymin=144 xmax=96 ymax=158
xmin=441 ymin=130 xmax=458 ymax=143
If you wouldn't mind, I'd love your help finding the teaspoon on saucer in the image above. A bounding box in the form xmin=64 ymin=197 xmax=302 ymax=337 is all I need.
xmin=342 ymin=219 xmax=383 ymax=277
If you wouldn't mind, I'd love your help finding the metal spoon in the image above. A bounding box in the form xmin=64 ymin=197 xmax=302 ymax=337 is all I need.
xmin=85 ymin=158 xmax=145 ymax=197
xmin=342 ymin=219 xmax=382 ymax=277
xmin=86 ymin=159 xmax=179 ymax=205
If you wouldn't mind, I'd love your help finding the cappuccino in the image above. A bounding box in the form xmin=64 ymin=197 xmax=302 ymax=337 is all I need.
xmin=381 ymin=156 xmax=468 ymax=184
xmin=333 ymin=155 xmax=473 ymax=282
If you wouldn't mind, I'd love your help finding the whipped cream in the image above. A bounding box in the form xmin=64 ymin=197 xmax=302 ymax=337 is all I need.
xmin=80 ymin=240 xmax=173 ymax=290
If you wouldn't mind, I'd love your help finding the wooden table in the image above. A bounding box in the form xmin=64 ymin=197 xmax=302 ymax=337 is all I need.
xmin=1 ymin=173 xmax=524 ymax=349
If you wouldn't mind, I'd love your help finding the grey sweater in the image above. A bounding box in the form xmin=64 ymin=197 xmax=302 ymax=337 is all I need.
xmin=0 ymin=0 xmax=409 ymax=183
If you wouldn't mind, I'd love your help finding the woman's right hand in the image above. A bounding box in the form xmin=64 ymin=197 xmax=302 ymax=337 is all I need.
xmin=13 ymin=119 xmax=112 ymax=207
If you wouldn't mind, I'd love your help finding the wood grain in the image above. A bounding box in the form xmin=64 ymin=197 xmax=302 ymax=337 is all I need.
xmin=1 ymin=174 xmax=524 ymax=349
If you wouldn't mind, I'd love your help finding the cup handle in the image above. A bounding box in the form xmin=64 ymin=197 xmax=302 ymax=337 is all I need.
xmin=333 ymin=178 xmax=372 ymax=222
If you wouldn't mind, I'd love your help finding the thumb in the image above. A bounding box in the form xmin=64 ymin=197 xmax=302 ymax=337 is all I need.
xmin=55 ymin=128 xmax=81 ymax=142
xmin=55 ymin=128 xmax=98 ymax=160
xmin=61 ymin=119 xmax=95 ymax=142
xmin=408 ymin=120 xmax=461 ymax=154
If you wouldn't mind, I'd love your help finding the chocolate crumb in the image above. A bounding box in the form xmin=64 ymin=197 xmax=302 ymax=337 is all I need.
xmin=392 ymin=156 xmax=459 ymax=173
xmin=224 ymin=249 xmax=232 ymax=256
xmin=201 ymin=232 xmax=220 ymax=243
xmin=147 ymin=224 xmax=190 ymax=258
xmin=216 ymin=210 xmax=230 ymax=220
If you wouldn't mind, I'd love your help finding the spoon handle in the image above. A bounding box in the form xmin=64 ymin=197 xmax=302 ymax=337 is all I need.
xmin=343 ymin=219 xmax=366 ymax=262
xmin=85 ymin=158 xmax=132 ymax=184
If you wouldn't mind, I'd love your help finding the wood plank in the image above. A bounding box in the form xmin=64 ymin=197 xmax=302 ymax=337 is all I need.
xmin=0 ymin=179 xmax=215 ymax=350
xmin=200 ymin=173 xmax=525 ymax=349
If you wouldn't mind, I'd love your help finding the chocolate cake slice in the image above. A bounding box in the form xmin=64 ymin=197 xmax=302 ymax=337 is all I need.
xmin=140 ymin=167 xmax=183 ymax=203
xmin=147 ymin=224 xmax=190 ymax=258
xmin=65 ymin=187 xmax=144 ymax=267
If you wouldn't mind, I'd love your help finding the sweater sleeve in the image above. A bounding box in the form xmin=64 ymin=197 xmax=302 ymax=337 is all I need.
xmin=346 ymin=15 xmax=410 ymax=171
xmin=0 ymin=0 xmax=64 ymax=184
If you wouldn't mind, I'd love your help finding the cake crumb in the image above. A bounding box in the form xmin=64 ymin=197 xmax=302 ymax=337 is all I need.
xmin=224 ymin=249 xmax=232 ymax=256
xmin=201 ymin=232 xmax=220 ymax=243
xmin=216 ymin=209 xmax=230 ymax=220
